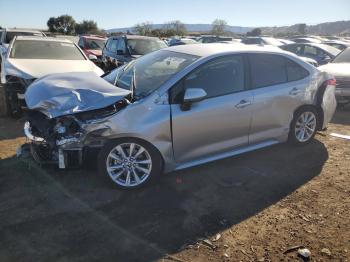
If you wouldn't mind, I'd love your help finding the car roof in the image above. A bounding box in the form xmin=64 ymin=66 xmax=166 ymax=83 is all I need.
xmin=164 ymin=43 xmax=290 ymax=57
xmin=14 ymin=36 xmax=73 ymax=43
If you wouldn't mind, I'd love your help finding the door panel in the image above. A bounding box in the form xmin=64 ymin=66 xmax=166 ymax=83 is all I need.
xmin=247 ymin=53 xmax=308 ymax=144
xmin=249 ymin=81 xmax=304 ymax=143
xmin=171 ymin=91 xmax=253 ymax=163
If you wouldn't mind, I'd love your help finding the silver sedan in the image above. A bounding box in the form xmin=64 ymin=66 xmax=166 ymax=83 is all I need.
xmin=24 ymin=44 xmax=337 ymax=189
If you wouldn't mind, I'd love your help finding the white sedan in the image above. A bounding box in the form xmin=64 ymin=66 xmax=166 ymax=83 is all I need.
xmin=1 ymin=36 xmax=104 ymax=116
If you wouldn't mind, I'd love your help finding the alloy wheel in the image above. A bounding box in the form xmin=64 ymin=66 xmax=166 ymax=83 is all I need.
xmin=106 ymin=143 xmax=152 ymax=187
xmin=294 ymin=111 xmax=317 ymax=142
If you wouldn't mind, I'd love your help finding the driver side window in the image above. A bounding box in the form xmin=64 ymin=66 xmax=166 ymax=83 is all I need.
xmin=170 ymin=55 xmax=245 ymax=103
xmin=186 ymin=56 xmax=244 ymax=97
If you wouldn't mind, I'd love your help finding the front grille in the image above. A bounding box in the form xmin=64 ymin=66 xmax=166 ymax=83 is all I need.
xmin=336 ymin=79 xmax=350 ymax=89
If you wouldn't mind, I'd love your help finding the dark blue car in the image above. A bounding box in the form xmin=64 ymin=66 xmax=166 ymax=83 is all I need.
xmin=102 ymin=35 xmax=167 ymax=71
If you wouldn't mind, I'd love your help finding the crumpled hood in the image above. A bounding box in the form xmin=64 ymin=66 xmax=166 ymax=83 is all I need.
xmin=318 ymin=63 xmax=350 ymax=78
xmin=25 ymin=72 xmax=131 ymax=118
xmin=5 ymin=59 xmax=104 ymax=80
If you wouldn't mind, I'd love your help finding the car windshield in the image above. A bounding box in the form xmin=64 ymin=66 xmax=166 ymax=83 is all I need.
xmin=5 ymin=31 xmax=44 ymax=44
xmin=332 ymin=48 xmax=350 ymax=63
xmin=106 ymin=50 xmax=198 ymax=99
xmin=127 ymin=39 xmax=167 ymax=55
xmin=10 ymin=40 xmax=86 ymax=60
xmin=85 ymin=38 xmax=106 ymax=50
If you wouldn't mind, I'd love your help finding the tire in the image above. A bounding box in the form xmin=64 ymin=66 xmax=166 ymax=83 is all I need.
xmin=288 ymin=106 xmax=318 ymax=145
xmin=98 ymin=138 xmax=163 ymax=189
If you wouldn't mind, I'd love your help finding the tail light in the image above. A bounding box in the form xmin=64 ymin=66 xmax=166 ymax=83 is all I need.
xmin=326 ymin=78 xmax=336 ymax=86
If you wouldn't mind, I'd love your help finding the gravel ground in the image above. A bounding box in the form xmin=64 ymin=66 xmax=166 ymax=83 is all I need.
xmin=0 ymin=108 xmax=349 ymax=262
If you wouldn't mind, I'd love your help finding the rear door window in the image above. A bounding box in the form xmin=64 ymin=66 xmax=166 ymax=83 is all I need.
xmin=286 ymin=59 xmax=309 ymax=81
xmin=249 ymin=54 xmax=287 ymax=88
xmin=303 ymin=45 xmax=318 ymax=56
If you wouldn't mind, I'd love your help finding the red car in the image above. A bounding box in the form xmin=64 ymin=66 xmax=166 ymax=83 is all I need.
xmin=78 ymin=35 xmax=107 ymax=68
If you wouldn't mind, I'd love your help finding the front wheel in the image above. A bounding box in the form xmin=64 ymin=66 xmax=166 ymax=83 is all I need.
xmin=98 ymin=139 xmax=162 ymax=189
xmin=288 ymin=107 xmax=318 ymax=145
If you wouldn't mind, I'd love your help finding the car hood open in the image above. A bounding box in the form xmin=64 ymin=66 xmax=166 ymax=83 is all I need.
xmin=25 ymin=72 xmax=131 ymax=118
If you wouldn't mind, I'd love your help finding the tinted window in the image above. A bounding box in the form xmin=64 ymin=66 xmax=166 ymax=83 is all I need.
xmin=0 ymin=31 xmax=3 ymax=42
xmin=282 ymin=44 xmax=303 ymax=55
xmin=286 ymin=59 xmax=309 ymax=81
xmin=110 ymin=39 xmax=118 ymax=52
xmin=184 ymin=56 xmax=245 ymax=99
xmin=106 ymin=39 xmax=113 ymax=50
xmin=117 ymin=39 xmax=126 ymax=53
xmin=85 ymin=38 xmax=106 ymax=50
xmin=10 ymin=40 xmax=85 ymax=60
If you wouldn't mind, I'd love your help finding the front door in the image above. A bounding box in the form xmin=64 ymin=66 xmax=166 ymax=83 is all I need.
xmin=170 ymin=55 xmax=253 ymax=164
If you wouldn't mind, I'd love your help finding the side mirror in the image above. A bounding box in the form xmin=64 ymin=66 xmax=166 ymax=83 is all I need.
xmin=117 ymin=50 xmax=125 ymax=55
xmin=181 ymin=88 xmax=207 ymax=111
xmin=88 ymin=54 xmax=98 ymax=61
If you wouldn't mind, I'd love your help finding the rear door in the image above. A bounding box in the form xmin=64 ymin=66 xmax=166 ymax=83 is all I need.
xmin=248 ymin=53 xmax=310 ymax=144
xmin=170 ymin=55 xmax=254 ymax=164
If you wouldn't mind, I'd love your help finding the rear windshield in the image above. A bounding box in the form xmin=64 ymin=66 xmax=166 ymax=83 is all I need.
xmin=127 ymin=39 xmax=167 ymax=55
xmin=5 ymin=31 xmax=44 ymax=44
xmin=332 ymin=48 xmax=350 ymax=63
xmin=10 ymin=40 xmax=85 ymax=60
xmin=85 ymin=38 xmax=106 ymax=50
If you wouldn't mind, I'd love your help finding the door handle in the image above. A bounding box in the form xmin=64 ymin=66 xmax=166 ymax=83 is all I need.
xmin=289 ymin=87 xmax=302 ymax=95
xmin=235 ymin=99 xmax=251 ymax=108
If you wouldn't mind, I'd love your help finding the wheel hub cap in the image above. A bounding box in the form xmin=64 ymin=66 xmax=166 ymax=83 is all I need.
xmin=295 ymin=111 xmax=317 ymax=142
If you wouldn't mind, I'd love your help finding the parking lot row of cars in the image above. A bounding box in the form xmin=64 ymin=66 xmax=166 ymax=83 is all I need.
xmin=0 ymin=28 xmax=348 ymax=189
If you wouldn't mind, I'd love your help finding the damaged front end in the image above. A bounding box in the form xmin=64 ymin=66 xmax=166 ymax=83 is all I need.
xmin=22 ymin=72 xmax=131 ymax=168
xmin=24 ymin=99 xmax=129 ymax=168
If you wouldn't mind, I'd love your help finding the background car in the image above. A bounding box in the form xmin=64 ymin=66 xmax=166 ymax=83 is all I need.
xmin=168 ymin=38 xmax=199 ymax=46
xmin=241 ymin=37 xmax=284 ymax=46
xmin=102 ymin=35 xmax=167 ymax=71
xmin=291 ymin=37 xmax=323 ymax=44
xmin=319 ymin=47 xmax=350 ymax=105
xmin=2 ymin=36 xmax=104 ymax=116
xmin=24 ymin=44 xmax=336 ymax=189
xmin=281 ymin=43 xmax=341 ymax=65
xmin=78 ymin=35 xmax=107 ymax=68
xmin=197 ymin=35 xmax=233 ymax=43
xmin=323 ymin=40 xmax=350 ymax=51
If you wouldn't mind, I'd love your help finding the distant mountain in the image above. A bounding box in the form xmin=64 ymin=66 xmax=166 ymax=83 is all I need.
xmin=261 ymin=20 xmax=350 ymax=35
xmin=107 ymin=24 xmax=253 ymax=34
xmin=107 ymin=20 xmax=350 ymax=36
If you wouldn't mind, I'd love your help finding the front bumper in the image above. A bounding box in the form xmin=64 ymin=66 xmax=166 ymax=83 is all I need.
xmin=24 ymin=121 xmax=83 ymax=169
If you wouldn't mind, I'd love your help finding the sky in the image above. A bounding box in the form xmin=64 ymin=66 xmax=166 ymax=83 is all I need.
xmin=0 ymin=0 xmax=350 ymax=30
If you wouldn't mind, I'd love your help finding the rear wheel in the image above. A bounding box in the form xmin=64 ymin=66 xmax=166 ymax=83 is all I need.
xmin=289 ymin=107 xmax=318 ymax=145
xmin=98 ymin=138 xmax=162 ymax=189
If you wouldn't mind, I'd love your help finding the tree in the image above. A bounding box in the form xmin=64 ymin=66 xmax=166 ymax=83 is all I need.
xmin=134 ymin=21 xmax=153 ymax=36
xmin=75 ymin=20 xmax=99 ymax=35
xmin=211 ymin=19 xmax=228 ymax=36
xmin=247 ymin=28 xmax=262 ymax=36
xmin=162 ymin=20 xmax=187 ymax=37
xmin=46 ymin=15 xmax=76 ymax=34
xmin=298 ymin=23 xmax=307 ymax=35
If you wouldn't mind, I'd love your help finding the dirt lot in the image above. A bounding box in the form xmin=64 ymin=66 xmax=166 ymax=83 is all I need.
xmin=0 ymin=108 xmax=349 ymax=262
